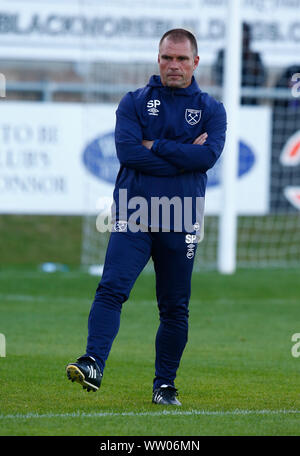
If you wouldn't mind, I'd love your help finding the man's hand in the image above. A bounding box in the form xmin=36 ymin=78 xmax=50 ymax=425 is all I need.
xmin=193 ymin=132 xmax=208 ymax=145
xmin=142 ymin=139 xmax=154 ymax=149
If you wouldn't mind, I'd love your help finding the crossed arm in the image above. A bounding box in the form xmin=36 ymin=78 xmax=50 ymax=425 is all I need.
xmin=115 ymin=94 xmax=181 ymax=176
xmin=115 ymin=93 xmax=226 ymax=176
xmin=142 ymin=132 xmax=208 ymax=150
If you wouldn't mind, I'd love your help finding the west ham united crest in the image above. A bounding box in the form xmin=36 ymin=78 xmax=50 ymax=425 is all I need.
xmin=185 ymin=109 xmax=202 ymax=126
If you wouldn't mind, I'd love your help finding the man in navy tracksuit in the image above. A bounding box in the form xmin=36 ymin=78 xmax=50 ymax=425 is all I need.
xmin=67 ymin=29 xmax=226 ymax=405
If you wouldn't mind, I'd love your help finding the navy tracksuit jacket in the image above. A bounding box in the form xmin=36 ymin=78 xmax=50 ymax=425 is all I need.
xmin=85 ymin=75 xmax=226 ymax=389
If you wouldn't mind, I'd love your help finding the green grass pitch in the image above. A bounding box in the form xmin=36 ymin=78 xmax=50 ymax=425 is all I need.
xmin=0 ymin=266 xmax=300 ymax=436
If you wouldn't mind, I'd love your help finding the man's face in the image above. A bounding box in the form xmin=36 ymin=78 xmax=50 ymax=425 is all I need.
xmin=158 ymin=37 xmax=199 ymax=88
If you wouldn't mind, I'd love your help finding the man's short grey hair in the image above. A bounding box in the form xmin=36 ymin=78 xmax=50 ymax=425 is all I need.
xmin=159 ymin=28 xmax=198 ymax=57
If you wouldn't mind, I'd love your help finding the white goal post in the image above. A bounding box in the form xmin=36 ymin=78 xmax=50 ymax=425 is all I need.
xmin=217 ymin=0 xmax=242 ymax=274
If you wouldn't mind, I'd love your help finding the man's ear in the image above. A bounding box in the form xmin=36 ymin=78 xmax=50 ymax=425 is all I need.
xmin=194 ymin=55 xmax=200 ymax=70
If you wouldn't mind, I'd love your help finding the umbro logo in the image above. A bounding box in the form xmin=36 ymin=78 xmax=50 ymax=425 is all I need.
xmin=147 ymin=99 xmax=160 ymax=116
xmin=185 ymin=234 xmax=196 ymax=259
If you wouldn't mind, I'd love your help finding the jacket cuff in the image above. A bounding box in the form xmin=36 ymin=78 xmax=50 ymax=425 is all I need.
xmin=151 ymin=139 xmax=160 ymax=153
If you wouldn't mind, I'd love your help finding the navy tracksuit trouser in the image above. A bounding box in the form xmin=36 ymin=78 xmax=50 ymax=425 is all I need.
xmin=85 ymin=229 xmax=197 ymax=390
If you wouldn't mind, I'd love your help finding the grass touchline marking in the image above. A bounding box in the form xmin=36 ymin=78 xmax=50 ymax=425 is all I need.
xmin=1 ymin=409 xmax=300 ymax=420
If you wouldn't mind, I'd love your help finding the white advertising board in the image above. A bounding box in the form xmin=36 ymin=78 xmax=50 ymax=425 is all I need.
xmin=0 ymin=102 xmax=116 ymax=214
xmin=0 ymin=0 xmax=299 ymax=65
xmin=205 ymin=106 xmax=272 ymax=215
xmin=0 ymin=101 xmax=271 ymax=215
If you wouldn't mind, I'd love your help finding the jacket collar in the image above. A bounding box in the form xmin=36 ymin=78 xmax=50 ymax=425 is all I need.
xmin=148 ymin=75 xmax=201 ymax=96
